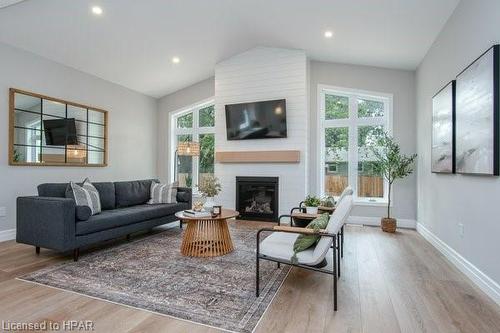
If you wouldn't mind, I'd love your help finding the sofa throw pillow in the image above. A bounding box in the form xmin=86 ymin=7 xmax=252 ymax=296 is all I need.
xmin=66 ymin=178 xmax=102 ymax=215
xmin=291 ymin=213 xmax=330 ymax=263
xmin=148 ymin=181 xmax=178 ymax=204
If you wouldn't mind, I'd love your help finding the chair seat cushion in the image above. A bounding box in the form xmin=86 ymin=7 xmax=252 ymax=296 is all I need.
xmin=259 ymin=232 xmax=322 ymax=266
xmin=76 ymin=202 xmax=188 ymax=235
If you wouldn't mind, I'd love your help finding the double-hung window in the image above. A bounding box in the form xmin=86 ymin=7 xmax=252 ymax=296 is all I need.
xmin=170 ymin=99 xmax=215 ymax=188
xmin=318 ymin=85 xmax=392 ymax=204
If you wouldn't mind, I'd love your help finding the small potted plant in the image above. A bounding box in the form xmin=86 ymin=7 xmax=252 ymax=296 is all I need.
xmin=370 ymin=132 xmax=416 ymax=233
xmin=303 ymin=195 xmax=321 ymax=214
xmin=320 ymin=195 xmax=335 ymax=208
xmin=318 ymin=195 xmax=335 ymax=214
xmin=197 ymin=175 xmax=222 ymax=209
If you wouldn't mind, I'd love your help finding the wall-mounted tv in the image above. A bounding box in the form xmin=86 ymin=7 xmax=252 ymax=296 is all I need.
xmin=225 ymin=99 xmax=287 ymax=140
xmin=43 ymin=118 xmax=78 ymax=146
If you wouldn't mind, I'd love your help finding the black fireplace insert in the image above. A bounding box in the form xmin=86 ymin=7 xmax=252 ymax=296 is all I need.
xmin=235 ymin=176 xmax=279 ymax=222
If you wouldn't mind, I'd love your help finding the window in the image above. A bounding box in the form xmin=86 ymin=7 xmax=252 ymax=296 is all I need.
xmin=171 ymin=100 xmax=215 ymax=189
xmin=319 ymin=86 xmax=392 ymax=204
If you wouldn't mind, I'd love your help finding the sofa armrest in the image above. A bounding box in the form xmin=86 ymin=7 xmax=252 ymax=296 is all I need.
xmin=16 ymin=196 xmax=76 ymax=251
xmin=177 ymin=187 xmax=192 ymax=208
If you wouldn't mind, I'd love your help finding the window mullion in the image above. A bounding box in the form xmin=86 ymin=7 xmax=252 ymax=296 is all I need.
xmin=349 ymin=96 xmax=358 ymax=199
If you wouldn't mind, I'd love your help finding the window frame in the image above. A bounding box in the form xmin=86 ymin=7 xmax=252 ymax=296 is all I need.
xmin=169 ymin=97 xmax=215 ymax=189
xmin=318 ymin=85 xmax=393 ymax=205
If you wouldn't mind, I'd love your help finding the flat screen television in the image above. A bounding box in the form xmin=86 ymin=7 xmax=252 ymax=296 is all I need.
xmin=43 ymin=118 xmax=78 ymax=146
xmin=225 ymin=99 xmax=287 ymax=140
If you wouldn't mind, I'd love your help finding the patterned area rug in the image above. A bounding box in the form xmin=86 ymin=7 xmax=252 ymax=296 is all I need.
xmin=20 ymin=222 xmax=289 ymax=333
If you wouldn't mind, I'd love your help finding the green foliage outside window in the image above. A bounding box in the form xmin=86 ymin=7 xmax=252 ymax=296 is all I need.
xmin=358 ymin=99 xmax=384 ymax=117
xmin=177 ymin=113 xmax=193 ymax=128
xmin=199 ymin=134 xmax=214 ymax=173
xmin=325 ymin=94 xmax=348 ymax=119
xmin=199 ymin=105 xmax=215 ymax=127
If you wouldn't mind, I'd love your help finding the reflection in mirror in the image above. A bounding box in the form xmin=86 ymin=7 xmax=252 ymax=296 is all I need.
xmin=10 ymin=89 xmax=107 ymax=166
xmin=43 ymin=99 xmax=66 ymax=118
xmin=14 ymin=110 xmax=41 ymax=129
xmin=14 ymin=93 xmax=41 ymax=113
xmin=67 ymin=105 xmax=87 ymax=121
xmin=88 ymin=151 xmax=104 ymax=164
xmin=41 ymin=147 xmax=65 ymax=164
xmin=88 ymin=137 xmax=105 ymax=150
xmin=89 ymin=110 xmax=105 ymax=124
xmin=13 ymin=144 xmax=41 ymax=163
xmin=66 ymin=145 xmax=87 ymax=164
xmin=88 ymin=123 xmax=105 ymax=138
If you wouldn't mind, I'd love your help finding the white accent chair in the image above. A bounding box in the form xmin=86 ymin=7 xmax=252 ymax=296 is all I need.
xmin=335 ymin=185 xmax=353 ymax=258
xmin=256 ymin=195 xmax=353 ymax=311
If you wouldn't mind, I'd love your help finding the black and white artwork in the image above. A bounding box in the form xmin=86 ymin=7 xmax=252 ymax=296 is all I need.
xmin=455 ymin=45 xmax=499 ymax=175
xmin=432 ymin=81 xmax=455 ymax=173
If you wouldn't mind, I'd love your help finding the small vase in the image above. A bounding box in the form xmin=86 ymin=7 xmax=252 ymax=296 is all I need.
xmin=204 ymin=196 xmax=216 ymax=210
xmin=305 ymin=206 xmax=318 ymax=214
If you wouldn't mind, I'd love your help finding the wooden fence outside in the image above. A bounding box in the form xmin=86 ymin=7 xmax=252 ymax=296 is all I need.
xmin=325 ymin=175 xmax=383 ymax=198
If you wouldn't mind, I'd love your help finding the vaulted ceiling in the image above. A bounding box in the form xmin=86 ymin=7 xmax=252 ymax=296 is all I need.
xmin=0 ymin=0 xmax=459 ymax=97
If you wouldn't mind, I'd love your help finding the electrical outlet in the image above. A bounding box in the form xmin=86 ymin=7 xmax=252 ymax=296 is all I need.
xmin=458 ymin=223 xmax=464 ymax=238
xmin=0 ymin=207 xmax=5 ymax=217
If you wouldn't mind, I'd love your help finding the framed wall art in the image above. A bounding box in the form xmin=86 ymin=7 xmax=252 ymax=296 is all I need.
xmin=455 ymin=45 xmax=499 ymax=176
xmin=432 ymin=80 xmax=455 ymax=173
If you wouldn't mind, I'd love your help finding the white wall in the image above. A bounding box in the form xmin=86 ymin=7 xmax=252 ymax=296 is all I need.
xmin=0 ymin=42 xmax=158 ymax=233
xmin=416 ymin=0 xmax=500 ymax=287
xmin=215 ymin=47 xmax=309 ymax=215
xmin=157 ymin=77 xmax=215 ymax=182
xmin=310 ymin=61 xmax=417 ymax=220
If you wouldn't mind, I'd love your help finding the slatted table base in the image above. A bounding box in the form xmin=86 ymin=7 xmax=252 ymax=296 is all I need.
xmin=181 ymin=219 xmax=234 ymax=257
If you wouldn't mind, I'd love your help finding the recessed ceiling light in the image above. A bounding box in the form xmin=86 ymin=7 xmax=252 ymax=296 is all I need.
xmin=324 ymin=30 xmax=333 ymax=38
xmin=92 ymin=6 xmax=103 ymax=15
xmin=172 ymin=57 xmax=180 ymax=64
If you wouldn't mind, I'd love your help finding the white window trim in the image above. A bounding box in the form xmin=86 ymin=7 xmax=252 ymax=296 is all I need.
xmin=169 ymin=97 xmax=215 ymax=189
xmin=317 ymin=84 xmax=393 ymax=206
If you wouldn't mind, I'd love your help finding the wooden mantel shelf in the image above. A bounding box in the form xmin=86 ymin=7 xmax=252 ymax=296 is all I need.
xmin=215 ymin=150 xmax=300 ymax=164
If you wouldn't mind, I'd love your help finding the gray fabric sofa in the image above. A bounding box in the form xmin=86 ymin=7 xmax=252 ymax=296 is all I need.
xmin=16 ymin=179 xmax=192 ymax=261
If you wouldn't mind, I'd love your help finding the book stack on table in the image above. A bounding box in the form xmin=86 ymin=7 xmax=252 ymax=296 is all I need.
xmin=183 ymin=209 xmax=211 ymax=217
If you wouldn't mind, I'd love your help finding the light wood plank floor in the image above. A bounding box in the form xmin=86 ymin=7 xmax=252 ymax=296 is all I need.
xmin=1 ymin=223 xmax=499 ymax=333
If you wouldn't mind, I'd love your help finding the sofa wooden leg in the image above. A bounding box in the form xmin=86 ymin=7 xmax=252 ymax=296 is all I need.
xmin=180 ymin=220 xmax=183 ymax=229
xmin=73 ymin=248 xmax=80 ymax=262
xmin=35 ymin=246 xmax=40 ymax=255
xmin=126 ymin=234 xmax=131 ymax=241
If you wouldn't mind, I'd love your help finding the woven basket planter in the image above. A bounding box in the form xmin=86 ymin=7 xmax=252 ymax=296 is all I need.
xmin=381 ymin=218 xmax=397 ymax=233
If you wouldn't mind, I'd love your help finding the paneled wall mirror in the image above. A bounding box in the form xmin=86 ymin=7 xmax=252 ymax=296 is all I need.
xmin=9 ymin=88 xmax=108 ymax=166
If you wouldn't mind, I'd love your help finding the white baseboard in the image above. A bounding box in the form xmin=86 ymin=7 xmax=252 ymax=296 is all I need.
xmin=0 ymin=228 xmax=16 ymax=242
xmin=417 ymin=223 xmax=500 ymax=307
xmin=348 ymin=216 xmax=416 ymax=229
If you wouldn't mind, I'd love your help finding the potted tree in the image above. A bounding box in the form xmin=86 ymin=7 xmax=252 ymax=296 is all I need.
xmin=303 ymin=195 xmax=321 ymax=214
xmin=370 ymin=132 xmax=416 ymax=233
xmin=197 ymin=175 xmax=222 ymax=210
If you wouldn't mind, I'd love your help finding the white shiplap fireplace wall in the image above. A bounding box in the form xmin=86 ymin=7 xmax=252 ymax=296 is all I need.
xmin=214 ymin=47 xmax=309 ymax=216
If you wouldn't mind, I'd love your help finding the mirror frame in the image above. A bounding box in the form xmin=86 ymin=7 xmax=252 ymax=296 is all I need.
xmin=9 ymin=88 xmax=108 ymax=167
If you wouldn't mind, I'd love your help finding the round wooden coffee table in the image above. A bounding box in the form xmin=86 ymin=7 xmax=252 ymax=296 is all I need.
xmin=175 ymin=209 xmax=239 ymax=257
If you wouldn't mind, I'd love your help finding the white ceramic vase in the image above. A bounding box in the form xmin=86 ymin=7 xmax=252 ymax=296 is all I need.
xmin=305 ymin=206 xmax=318 ymax=214
xmin=204 ymin=196 xmax=216 ymax=210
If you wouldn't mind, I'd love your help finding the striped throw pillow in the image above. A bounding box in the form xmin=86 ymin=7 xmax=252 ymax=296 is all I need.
xmin=148 ymin=181 xmax=178 ymax=204
xmin=67 ymin=178 xmax=102 ymax=215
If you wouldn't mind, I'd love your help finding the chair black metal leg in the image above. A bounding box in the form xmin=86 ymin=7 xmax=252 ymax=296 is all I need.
xmin=341 ymin=225 xmax=344 ymax=258
xmin=73 ymin=248 xmax=80 ymax=262
xmin=337 ymin=239 xmax=341 ymax=278
xmin=256 ymin=257 xmax=260 ymax=297
xmin=277 ymin=262 xmax=280 ymax=268
xmin=180 ymin=220 xmax=183 ymax=229
xmin=35 ymin=246 xmax=40 ymax=255
xmin=333 ymin=237 xmax=337 ymax=311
